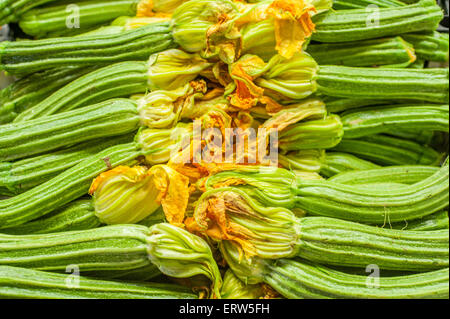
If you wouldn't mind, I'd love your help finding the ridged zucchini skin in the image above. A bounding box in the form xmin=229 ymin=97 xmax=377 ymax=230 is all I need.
xmin=0 ymin=224 xmax=161 ymax=279
xmin=402 ymin=31 xmax=449 ymax=62
xmin=295 ymin=162 xmax=449 ymax=224
xmin=0 ymin=134 xmax=134 ymax=196
xmin=322 ymin=96 xmax=394 ymax=113
xmin=0 ymin=66 xmax=95 ymax=124
xmin=295 ymin=217 xmax=449 ymax=271
xmin=391 ymin=210 xmax=449 ymax=231
xmin=0 ymin=99 xmax=140 ymax=162
xmin=0 ymin=142 xmax=141 ymax=229
xmin=14 ymin=61 xmax=149 ymax=122
xmin=317 ymin=66 xmax=449 ymax=104
xmin=19 ymin=0 xmax=139 ymax=38
xmin=341 ymin=105 xmax=449 ymax=138
xmin=328 ymin=165 xmax=439 ymax=185
xmin=307 ymin=37 xmax=416 ymax=67
xmin=312 ymin=0 xmax=443 ymax=43
xmin=0 ymin=200 xmax=100 ymax=235
xmin=0 ymin=23 xmax=174 ymax=75
xmin=332 ymin=0 xmax=405 ymax=10
xmin=320 ymin=152 xmax=380 ymax=178
xmin=0 ymin=0 xmax=57 ymax=25
xmin=331 ymin=134 xmax=443 ymax=166
xmin=385 ymin=128 xmax=435 ymax=145
xmin=0 ymin=265 xmax=196 ymax=299
xmin=264 ymin=259 xmax=449 ymax=299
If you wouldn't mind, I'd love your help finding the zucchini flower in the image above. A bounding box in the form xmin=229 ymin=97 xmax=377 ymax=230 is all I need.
xmin=227 ymin=52 xmax=319 ymax=109
xmin=138 ymin=0 xmax=189 ymax=16
xmin=147 ymin=223 xmax=223 ymax=298
xmin=147 ymin=49 xmax=213 ymax=91
xmin=89 ymin=165 xmax=189 ymax=226
xmin=221 ymin=269 xmax=276 ymax=299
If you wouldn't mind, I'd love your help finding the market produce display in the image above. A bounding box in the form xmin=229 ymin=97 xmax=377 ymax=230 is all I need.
xmin=0 ymin=0 xmax=448 ymax=299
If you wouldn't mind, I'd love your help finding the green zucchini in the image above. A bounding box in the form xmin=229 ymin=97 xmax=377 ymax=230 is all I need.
xmin=322 ymin=96 xmax=395 ymax=113
xmin=0 ymin=22 xmax=174 ymax=75
xmin=0 ymin=223 xmax=222 ymax=296
xmin=307 ymin=37 xmax=416 ymax=67
xmin=204 ymin=161 xmax=449 ymax=224
xmin=341 ymin=105 xmax=449 ymax=138
xmin=0 ymin=199 xmax=100 ymax=235
xmin=402 ymin=31 xmax=449 ymax=62
xmin=0 ymin=265 xmax=197 ymax=299
xmin=328 ymin=165 xmax=439 ymax=185
xmin=384 ymin=128 xmax=435 ymax=145
xmin=14 ymin=62 xmax=149 ymax=122
xmin=194 ymin=188 xmax=448 ymax=271
xmin=0 ymin=99 xmax=140 ymax=162
xmin=312 ymin=0 xmax=443 ymax=43
xmin=0 ymin=134 xmax=134 ymax=196
xmin=0 ymin=0 xmax=57 ymax=25
xmin=332 ymin=0 xmax=405 ymax=10
xmin=331 ymin=134 xmax=444 ymax=166
xmin=259 ymin=258 xmax=449 ymax=298
xmin=391 ymin=210 xmax=449 ymax=231
xmin=19 ymin=0 xmax=140 ymax=38
xmin=0 ymin=66 xmax=95 ymax=124
xmin=320 ymin=152 xmax=380 ymax=178
xmin=317 ymin=66 xmax=449 ymax=104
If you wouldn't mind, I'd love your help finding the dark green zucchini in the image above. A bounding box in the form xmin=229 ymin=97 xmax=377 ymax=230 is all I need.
xmin=0 ymin=0 xmax=57 ymax=25
xmin=0 ymin=22 xmax=174 ymax=75
xmin=322 ymin=96 xmax=395 ymax=113
xmin=332 ymin=0 xmax=405 ymax=9
xmin=0 ymin=99 xmax=140 ymax=162
xmin=0 ymin=265 xmax=197 ymax=299
xmin=0 ymin=134 xmax=134 ymax=196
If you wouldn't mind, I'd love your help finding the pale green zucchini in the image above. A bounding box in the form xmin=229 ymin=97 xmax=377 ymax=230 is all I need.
xmin=0 ymin=133 xmax=134 ymax=196
xmin=0 ymin=200 xmax=100 ymax=235
xmin=402 ymin=31 xmax=449 ymax=62
xmin=319 ymin=152 xmax=381 ymax=178
xmin=331 ymin=134 xmax=444 ymax=166
xmin=0 ymin=66 xmax=95 ymax=124
xmin=0 ymin=266 xmax=197 ymax=299
xmin=0 ymin=99 xmax=140 ymax=162
xmin=341 ymin=105 xmax=449 ymax=138
xmin=391 ymin=210 xmax=449 ymax=231
xmin=328 ymin=165 xmax=439 ymax=185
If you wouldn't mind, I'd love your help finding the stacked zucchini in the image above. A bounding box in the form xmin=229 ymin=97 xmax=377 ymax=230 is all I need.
xmin=0 ymin=0 xmax=448 ymax=299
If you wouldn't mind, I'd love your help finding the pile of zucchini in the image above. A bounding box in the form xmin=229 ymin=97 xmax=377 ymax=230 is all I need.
xmin=0 ymin=0 xmax=448 ymax=299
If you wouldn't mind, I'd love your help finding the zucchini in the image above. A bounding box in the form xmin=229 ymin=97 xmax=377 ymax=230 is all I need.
xmin=402 ymin=31 xmax=449 ymax=62
xmin=0 ymin=0 xmax=57 ymax=25
xmin=193 ymin=188 xmax=449 ymax=271
xmin=0 ymin=142 xmax=141 ymax=228
xmin=261 ymin=258 xmax=449 ymax=299
xmin=391 ymin=210 xmax=449 ymax=231
xmin=384 ymin=128 xmax=435 ymax=145
xmin=317 ymin=66 xmax=449 ymax=104
xmin=320 ymin=152 xmax=380 ymax=178
xmin=307 ymin=37 xmax=416 ymax=67
xmin=14 ymin=62 xmax=149 ymax=122
xmin=328 ymin=165 xmax=439 ymax=185
xmin=0 ymin=22 xmax=174 ymax=75
xmin=341 ymin=105 xmax=449 ymax=138
xmin=0 ymin=99 xmax=140 ymax=162
xmin=0 ymin=66 xmax=95 ymax=124
xmin=19 ymin=0 xmax=140 ymax=38
xmin=0 ymin=199 xmax=100 ymax=235
xmin=322 ymin=96 xmax=395 ymax=113
xmin=312 ymin=0 xmax=443 ymax=43
xmin=0 ymin=134 xmax=134 ymax=196
xmin=0 ymin=265 xmax=197 ymax=299
xmin=331 ymin=134 xmax=444 ymax=166
xmin=204 ymin=161 xmax=449 ymax=224
xmin=332 ymin=0 xmax=405 ymax=10
xmin=0 ymin=223 xmax=222 ymax=296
